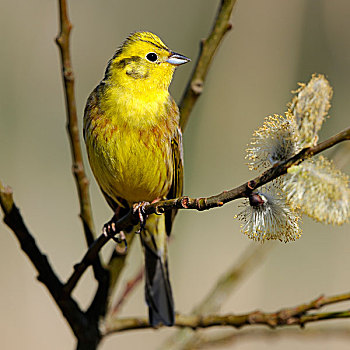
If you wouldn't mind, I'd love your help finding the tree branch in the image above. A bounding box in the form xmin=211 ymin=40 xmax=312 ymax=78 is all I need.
xmin=55 ymin=0 xmax=97 ymax=252
xmin=0 ymin=183 xmax=94 ymax=342
xmin=64 ymin=125 xmax=350 ymax=290
xmin=55 ymin=0 xmax=109 ymax=313
xmin=55 ymin=0 xmax=109 ymax=344
xmin=179 ymin=0 xmax=237 ymax=130
xmin=195 ymin=327 xmax=350 ymax=349
xmin=104 ymin=291 xmax=350 ymax=333
xmin=63 ymin=211 xmax=138 ymax=294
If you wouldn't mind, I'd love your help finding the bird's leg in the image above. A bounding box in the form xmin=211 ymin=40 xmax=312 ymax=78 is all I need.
xmin=133 ymin=201 xmax=150 ymax=234
xmin=103 ymin=208 xmax=128 ymax=253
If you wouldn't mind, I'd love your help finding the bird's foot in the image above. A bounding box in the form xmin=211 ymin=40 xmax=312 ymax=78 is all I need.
xmin=103 ymin=218 xmax=128 ymax=253
xmin=133 ymin=201 xmax=150 ymax=234
xmin=150 ymin=197 xmax=164 ymax=215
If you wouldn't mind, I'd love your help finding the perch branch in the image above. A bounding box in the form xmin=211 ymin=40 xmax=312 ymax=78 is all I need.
xmin=64 ymin=125 xmax=350 ymax=289
xmin=179 ymin=0 xmax=237 ymax=130
xmin=104 ymin=291 xmax=350 ymax=333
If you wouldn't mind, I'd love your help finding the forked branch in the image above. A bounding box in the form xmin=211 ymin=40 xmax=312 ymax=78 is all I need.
xmin=0 ymin=183 xmax=91 ymax=341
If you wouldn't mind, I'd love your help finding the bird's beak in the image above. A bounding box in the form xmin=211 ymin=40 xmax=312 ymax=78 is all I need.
xmin=166 ymin=52 xmax=191 ymax=66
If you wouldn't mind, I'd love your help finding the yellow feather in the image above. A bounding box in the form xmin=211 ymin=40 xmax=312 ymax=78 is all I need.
xmin=83 ymin=32 xmax=185 ymax=204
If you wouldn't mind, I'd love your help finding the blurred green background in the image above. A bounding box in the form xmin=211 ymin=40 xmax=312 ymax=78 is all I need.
xmin=1 ymin=0 xmax=350 ymax=349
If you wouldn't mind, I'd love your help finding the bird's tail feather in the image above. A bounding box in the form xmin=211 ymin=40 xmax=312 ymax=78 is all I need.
xmin=144 ymin=245 xmax=175 ymax=326
xmin=141 ymin=213 xmax=174 ymax=326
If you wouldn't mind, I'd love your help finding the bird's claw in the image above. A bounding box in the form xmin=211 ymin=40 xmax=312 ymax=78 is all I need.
xmin=103 ymin=220 xmax=128 ymax=253
xmin=133 ymin=201 xmax=150 ymax=234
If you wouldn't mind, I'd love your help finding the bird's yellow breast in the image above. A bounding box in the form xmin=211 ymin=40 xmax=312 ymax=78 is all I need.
xmin=84 ymin=84 xmax=178 ymax=205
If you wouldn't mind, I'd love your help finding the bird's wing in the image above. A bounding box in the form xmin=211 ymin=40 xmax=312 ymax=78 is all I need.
xmin=84 ymin=84 xmax=130 ymax=216
xmin=165 ymin=125 xmax=184 ymax=236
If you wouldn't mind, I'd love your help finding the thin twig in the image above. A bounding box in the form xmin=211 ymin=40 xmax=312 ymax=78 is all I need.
xmin=109 ymin=267 xmax=144 ymax=316
xmin=330 ymin=143 xmax=350 ymax=169
xmin=55 ymin=0 xmax=97 ymax=253
xmin=195 ymin=244 xmax=273 ymax=315
xmin=180 ymin=0 xmax=237 ymax=130
xmin=160 ymin=243 xmax=274 ymax=350
xmin=104 ymin=291 xmax=350 ymax=333
xmin=196 ymin=327 xmax=350 ymax=349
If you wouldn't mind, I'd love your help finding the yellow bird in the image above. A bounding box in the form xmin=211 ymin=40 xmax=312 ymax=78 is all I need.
xmin=83 ymin=32 xmax=190 ymax=326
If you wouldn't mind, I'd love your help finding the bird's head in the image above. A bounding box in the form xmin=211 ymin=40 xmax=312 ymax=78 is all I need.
xmin=104 ymin=32 xmax=190 ymax=91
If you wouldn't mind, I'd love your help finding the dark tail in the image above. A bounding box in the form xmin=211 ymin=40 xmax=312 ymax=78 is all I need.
xmin=144 ymin=246 xmax=175 ymax=326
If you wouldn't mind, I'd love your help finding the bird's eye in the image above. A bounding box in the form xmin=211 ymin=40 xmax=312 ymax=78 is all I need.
xmin=146 ymin=52 xmax=158 ymax=62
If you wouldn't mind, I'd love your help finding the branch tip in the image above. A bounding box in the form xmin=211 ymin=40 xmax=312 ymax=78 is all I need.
xmin=314 ymin=295 xmax=325 ymax=308
xmin=0 ymin=184 xmax=14 ymax=215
